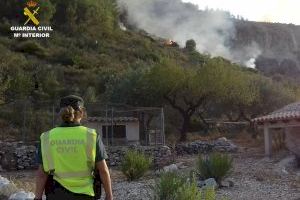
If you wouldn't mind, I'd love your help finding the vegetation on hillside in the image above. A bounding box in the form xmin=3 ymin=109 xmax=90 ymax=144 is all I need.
xmin=0 ymin=0 xmax=299 ymax=140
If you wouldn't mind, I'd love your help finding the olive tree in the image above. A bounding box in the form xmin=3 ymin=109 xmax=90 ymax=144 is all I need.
xmin=145 ymin=58 xmax=231 ymax=141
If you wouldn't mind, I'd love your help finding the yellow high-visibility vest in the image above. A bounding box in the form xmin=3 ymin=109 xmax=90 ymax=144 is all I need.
xmin=41 ymin=126 xmax=97 ymax=196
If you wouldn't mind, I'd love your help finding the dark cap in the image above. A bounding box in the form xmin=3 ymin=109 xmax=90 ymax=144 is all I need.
xmin=59 ymin=95 xmax=84 ymax=110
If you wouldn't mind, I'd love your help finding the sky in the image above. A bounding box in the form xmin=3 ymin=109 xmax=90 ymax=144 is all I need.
xmin=182 ymin=0 xmax=300 ymax=25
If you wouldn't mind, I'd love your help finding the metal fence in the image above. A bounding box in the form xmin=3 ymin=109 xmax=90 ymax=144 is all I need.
xmin=0 ymin=99 xmax=165 ymax=146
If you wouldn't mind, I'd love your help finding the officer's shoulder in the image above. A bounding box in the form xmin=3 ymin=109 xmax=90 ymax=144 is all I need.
xmin=87 ymin=127 xmax=96 ymax=133
xmin=40 ymin=128 xmax=55 ymax=138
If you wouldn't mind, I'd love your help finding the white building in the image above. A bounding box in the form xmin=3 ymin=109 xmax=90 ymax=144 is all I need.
xmin=86 ymin=117 xmax=140 ymax=145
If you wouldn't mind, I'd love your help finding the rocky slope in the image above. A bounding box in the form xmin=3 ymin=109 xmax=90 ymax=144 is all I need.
xmin=233 ymin=21 xmax=300 ymax=80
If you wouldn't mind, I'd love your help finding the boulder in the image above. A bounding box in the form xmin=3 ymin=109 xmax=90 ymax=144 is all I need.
xmin=198 ymin=178 xmax=218 ymax=189
xmin=163 ymin=164 xmax=178 ymax=172
xmin=220 ymin=179 xmax=234 ymax=187
xmin=0 ymin=176 xmax=18 ymax=198
xmin=9 ymin=191 xmax=35 ymax=200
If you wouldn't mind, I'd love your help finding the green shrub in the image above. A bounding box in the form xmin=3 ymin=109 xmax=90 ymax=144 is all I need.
xmin=121 ymin=150 xmax=151 ymax=181
xmin=196 ymin=152 xmax=233 ymax=184
xmin=152 ymin=172 xmax=185 ymax=200
xmin=185 ymin=39 xmax=196 ymax=51
xmin=175 ymin=179 xmax=202 ymax=200
xmin=15 ymin=41 xmax=47 ymax=57
xmin=152 ymin=172 xmax=216 ymax=200
xmin=176 ymin=181 xmax=216 ymax=200
xmin=201 ymin=187 xmax=216 ymax=200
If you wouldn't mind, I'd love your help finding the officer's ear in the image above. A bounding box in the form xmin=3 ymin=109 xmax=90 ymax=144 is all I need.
xmin=82 ymin=107 xmax=87 ymax=119
xmin=77 ymin=107 xmax=87 ymax=120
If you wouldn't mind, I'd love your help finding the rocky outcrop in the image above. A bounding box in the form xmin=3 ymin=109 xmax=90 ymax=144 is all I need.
xmin=233 ymin=21 xmax=300 ymax=82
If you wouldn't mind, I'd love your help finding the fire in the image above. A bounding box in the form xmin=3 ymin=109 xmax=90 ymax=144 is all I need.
xmin=164 ymin=39 xmax=178 ymax=47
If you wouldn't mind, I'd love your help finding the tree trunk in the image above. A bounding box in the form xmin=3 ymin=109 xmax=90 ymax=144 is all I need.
xmin=198 ymin=112 xmax=209 ymax=132
xmin=179 ymin=114 xmax=190 ymax=141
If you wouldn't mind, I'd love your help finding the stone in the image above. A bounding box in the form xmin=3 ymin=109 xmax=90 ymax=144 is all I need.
xmin=175 ymin=162 xmax=187 ymax=169
xmin=9 ymin=191 xmax=35 ymax=200
xmin=296 ymin=172 xmax=300 ymax=182
xmin=0 ymin=176 xmax=10 ymax=187
xmin=197 ymin=180 xmax=205 ymax=188
xmin=220 ymin=179 xmax=234 ymax=187
xmin=163 ymin=164 xmax=178 ymax=172
xmin=202 ymin=178 xmax=218 ymax=190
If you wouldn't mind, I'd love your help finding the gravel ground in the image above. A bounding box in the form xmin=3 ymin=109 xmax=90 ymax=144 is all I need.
xmin=100 ymin=180 xmax=154 ymax=200
xmin=102 ymin=148 xmax=300 ymax=200
xmin=217 ymin=153 xmax=300 ymax=200
xmin=1 ymin=144 xmax=300 ymax=200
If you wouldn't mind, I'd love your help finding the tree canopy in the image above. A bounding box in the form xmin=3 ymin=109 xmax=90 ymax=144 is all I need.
xmin=0 ymin=0 xmax=298 ymax=140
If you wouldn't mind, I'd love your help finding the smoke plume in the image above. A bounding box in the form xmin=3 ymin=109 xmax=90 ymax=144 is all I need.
xmin=117 ymin=0 xmax=261 ymax=68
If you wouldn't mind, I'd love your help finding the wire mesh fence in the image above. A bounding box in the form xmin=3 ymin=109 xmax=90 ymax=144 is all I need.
xmin=0 ymin=99 xmax=165 ymax=146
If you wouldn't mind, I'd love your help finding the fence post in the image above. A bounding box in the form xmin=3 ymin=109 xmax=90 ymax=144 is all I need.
xmin=111 ymin=107 xmax=114 ymax=146
xmin=161 ymin=107 xmax=165 ymax=145
xmin=105 ymin=106 xmax=109 ymax=147
xmin=22 ymin=100 xmax=27 ymax=142
xmin=52 ymin=104 xmax=55 ymax=127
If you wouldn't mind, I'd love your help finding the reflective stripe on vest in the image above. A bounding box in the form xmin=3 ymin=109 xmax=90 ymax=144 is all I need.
xmin=86 ymin=128 xmax=95 ymax=169
xmin=41 ymin=131 xmax=55 ymax=172
xmin=55 ymin=170 xmax=92 ymax=179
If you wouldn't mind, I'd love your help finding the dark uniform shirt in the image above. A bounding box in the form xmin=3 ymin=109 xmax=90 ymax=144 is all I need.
xmin=36 ymin=122 xmax=108 ymax=165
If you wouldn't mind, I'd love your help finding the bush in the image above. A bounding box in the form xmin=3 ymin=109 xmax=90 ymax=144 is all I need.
xmin=121 ymin=150 xmax=151 ymax=181
xmin=152 ymin=172 xmax=216 ymax=200
xmin=152 ymin=172 xmax=185 ymax=200
xmin=175 ymin=179 xmax=202 ymax=200
xmin=176 ymin=182 xmax=216 ymax=200
xmin=196 ymin=153 xmax=233 ymax=184
xmin=185 ymin=39 xmax=196 ymax=51
xmin=15 ymin=41 xmax=47 ymax=57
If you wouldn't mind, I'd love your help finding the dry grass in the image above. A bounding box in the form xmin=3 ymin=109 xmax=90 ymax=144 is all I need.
xmin=9 ymin=176 xmax=35 ymax=192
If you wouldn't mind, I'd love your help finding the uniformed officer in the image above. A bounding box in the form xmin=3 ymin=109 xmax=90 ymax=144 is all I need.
xmin=34 ymin=95 xmax=113 ymax=200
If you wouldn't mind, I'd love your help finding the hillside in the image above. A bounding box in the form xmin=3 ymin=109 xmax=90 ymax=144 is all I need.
xmin=118 ymin=0 xmax=300 ymax=84
xmin=233 ymin=21 xmax=300 ymax=83
xmin=0 ymin=0 xmax=299 ymax=140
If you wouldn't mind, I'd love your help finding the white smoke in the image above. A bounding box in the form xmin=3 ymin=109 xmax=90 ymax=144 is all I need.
xmin=245 ymin=58 xmax=256 ymax=68
xmin=117 ymin=0 xmax=261 ymax=68
xmin=118 ymin=22 xmax=127 ymax=31
xmin=232 ymin=42 xmax=262 ymax=68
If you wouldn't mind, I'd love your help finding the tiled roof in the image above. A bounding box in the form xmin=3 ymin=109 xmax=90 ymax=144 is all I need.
xmin=87 ymin=117 xmax=139 ymax=123
xmin=252 ymin=102 xmax=300 ymax=123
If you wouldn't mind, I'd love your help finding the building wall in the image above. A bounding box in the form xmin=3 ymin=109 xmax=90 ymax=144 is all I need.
xmin=126 ymin=122 xmax=139 ymax=142
xmin=85 ymin=121 xmax=140 ymax=144
xmin=286 ymin=127 xmax=300 ymax=158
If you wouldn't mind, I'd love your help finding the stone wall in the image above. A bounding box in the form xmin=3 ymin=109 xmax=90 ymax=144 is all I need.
xmin=0 ymin=137 xmax=238 ymax=171
xmin=107 ymin=145 xmax=173 ymax=168
xmin=0 ymin=141 xmax=37 ymax=171
xmin=175 ymin=137 xmax=238 ymax=155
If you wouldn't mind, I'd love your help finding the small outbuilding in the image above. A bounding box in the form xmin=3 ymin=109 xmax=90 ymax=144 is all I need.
xmin=86 ymin=117 xmax=140 ymax=145
xmin=252 ymin=102 xmax=300 ymax=163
